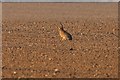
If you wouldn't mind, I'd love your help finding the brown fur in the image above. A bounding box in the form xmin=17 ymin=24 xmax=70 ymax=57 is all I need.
xmin=58 ymin=22 xmax=72 ymax=40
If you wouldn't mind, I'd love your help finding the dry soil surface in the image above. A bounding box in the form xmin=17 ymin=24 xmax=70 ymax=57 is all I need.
xmin=2 ymin=3 xmax=118 ymax=78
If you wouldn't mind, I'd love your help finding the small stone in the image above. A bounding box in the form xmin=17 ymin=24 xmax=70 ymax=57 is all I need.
xmin=8 ymin=31 xmax=11 ymax=33
xmin=73 ymin=54 xmax=75 ymax=55
xmin=105 ymin=55 xmax=108 ymax=58
xmin=54 ymin=68 xmax=60 ymax=74
xmin=45 ymin=74 xmax=48 ymax=77
xmin=53 ymin=73 xmax=56 ymax=76
xmin=70 ymin=48 xmax=73 ymax=50
xmin=48 ymin=58 xmax=52 ymax=61
xmin=18 ymin=77 xmax=21 ymax=80
xmin=29 ymin=44 xmax=32 ymax=46
xmin=73 ymin=61 xmax=75 ymax=63
xmin=31 ymin=70 xmax=34 ymax=73
xmin=33 ymin=22 xmax=37 ymax=25
xmin=54 ymin=68 xmax=59 ymax=72
xmin=13 ymin=71 xmax=17 ymax=74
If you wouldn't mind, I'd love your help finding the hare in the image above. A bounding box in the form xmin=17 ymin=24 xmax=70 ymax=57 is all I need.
xmin=58 ymin=22 xmax=72 ymax=41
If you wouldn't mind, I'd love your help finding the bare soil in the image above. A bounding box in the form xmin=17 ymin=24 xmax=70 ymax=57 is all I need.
xmin=2 ymin=3 xmax=118 ymax=78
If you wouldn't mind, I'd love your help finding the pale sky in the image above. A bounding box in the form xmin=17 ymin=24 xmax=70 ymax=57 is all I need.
xmin=1 ymin=0 xmax=120 ymax=2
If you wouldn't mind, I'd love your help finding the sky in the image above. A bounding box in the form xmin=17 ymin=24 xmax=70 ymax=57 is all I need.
xmin=1 ymin=0 xmax=120 ymax=2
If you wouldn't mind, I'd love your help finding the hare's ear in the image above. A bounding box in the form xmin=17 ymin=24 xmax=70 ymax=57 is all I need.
xmin=60 ymin=22 xmax=64 ymax=29
xmin=58 ymin=26 xmax=61 ymax=29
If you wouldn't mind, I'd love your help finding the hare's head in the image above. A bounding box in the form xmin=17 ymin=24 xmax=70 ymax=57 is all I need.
xmin=58 ymin=26 xmax=63 ymax=30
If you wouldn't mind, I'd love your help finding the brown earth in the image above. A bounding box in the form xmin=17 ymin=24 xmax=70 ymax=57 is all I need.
xmin=2 ymin=3 xmax=118 ymax=78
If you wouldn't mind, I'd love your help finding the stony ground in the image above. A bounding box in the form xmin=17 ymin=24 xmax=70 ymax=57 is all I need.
xmin=2 ymin=3 xmax=118 ymax=78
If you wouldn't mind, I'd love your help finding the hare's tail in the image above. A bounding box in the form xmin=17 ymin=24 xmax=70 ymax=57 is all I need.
xmin=69 ymin=35 xmax=72 ymax=40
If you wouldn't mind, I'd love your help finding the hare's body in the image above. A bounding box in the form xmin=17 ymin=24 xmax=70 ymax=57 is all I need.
xmin=58 ymin=22 xmax=72 ymax=41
